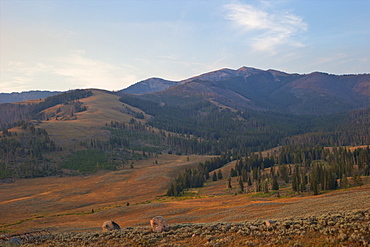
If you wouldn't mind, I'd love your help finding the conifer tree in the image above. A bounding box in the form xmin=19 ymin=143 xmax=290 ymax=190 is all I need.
xmin=272 ymin=176 xmax=279 ymax=190
xmin=292 ymin=166 xmax=300 ymax=192
xmin=310 ymin=165 xmax=319 ymax=195
xmin=230 ymin=168 xmax=237 ymax=177
xmin=212 ymin=171 xmax=217 ymax=181
xmin=238 ymin=176 xmax=244 ymax=193
xmin=340 ymin=173 xmax=348 ymax=188
xmin=263 ymin=179 xmax=269 ymax=194
xmin=242 ymin=168 xmax=248 ymax=182
xmin=247 ymin=176 xmax=252 ymax=186
xmin=217 ymin=169 xmax=223 ymax=180
xmin=227 ymin=177 xmax=232 ymax=189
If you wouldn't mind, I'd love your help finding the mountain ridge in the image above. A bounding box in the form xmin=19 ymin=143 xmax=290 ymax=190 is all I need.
xmin=0 ymin=90 xmax=62 ymax=104
xmin=118 ymin=66 xmax=370 ymax=115
xmin=123 ymin=67 xmax=370 ymax=115
xmin=3 ymin=67 xmax=369 ymax=114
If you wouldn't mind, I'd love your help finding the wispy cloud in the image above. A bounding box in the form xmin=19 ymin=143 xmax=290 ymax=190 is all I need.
xmin=224 ymin=1 xmax=307 ymax=52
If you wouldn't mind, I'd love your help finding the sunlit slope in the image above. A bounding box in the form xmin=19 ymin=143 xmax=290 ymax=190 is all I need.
xmin=39 ymin=89 xmax=147 ymax=147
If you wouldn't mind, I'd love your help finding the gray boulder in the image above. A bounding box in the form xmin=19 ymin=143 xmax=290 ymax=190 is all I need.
xmin=102 ymin=221 xmax=121 ymax=231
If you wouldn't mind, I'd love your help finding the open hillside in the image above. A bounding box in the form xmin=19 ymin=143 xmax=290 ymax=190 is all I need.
xmin=38 ymin=89 xmax=148 ymax=148
xmin=1 ymin=89 xmax=182 ymax=179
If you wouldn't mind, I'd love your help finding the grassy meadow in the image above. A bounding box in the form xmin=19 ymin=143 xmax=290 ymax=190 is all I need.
xmin=1 ymin=153 xmax=369 ymax=235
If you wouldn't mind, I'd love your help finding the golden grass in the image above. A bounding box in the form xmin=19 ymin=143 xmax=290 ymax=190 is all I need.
xmin=1 ymin=153 xmax=369 ymax=234
xmin=0 ymin=154 xmax=210 ymax=232
xmin=38 ymin=89 xmax=146 ymax=148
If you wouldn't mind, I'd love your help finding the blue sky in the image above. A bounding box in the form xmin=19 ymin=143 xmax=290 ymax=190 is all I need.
xmin=1 ymin=0 xmax=369 ymax=93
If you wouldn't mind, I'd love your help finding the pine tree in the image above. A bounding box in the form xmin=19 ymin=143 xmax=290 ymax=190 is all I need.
xmin=352 ymin=173 xmax=363 ymax=187
xmin=272 ymin=176 xmax=279 ymax=190
xmin=212 ymin=171 xmax=217 ymax=181
xmin=217 ymin=169 xmax=223 ymax=180
xmin=340 ymin=173 xmax=348 ymax=188
xmin=247 ymin=176 xmax=252 ymax=186
xmin=230 ymin=168 xmax=237 ymax=177
xmin=279 ymin=164 xmax=289 ymax=183
xmin=264 ymin=182 xmax=269 ymax=194
xmin=167 ymin=183 xmax=175 ymax=196
xmin=227 ymin=177 xmax=232 ymax=189
xmin=310 ymin=165 xmax=319 ymax=195
xmin=242 ymin=168 xmax=248 ymax=182
xmin=292 ymin=165 xmax=300 ymax=192
xmin=238 ymin=176 xmax=244 ymax=193
xmin=205 ymin=167 xmax=210 ymax=180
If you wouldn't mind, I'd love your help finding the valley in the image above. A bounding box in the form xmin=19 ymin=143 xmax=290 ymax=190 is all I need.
xmin=0 ymin=67 xmax=370 ymax=246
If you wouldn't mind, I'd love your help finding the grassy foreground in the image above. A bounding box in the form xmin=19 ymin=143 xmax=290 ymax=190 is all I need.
xmin=6 ymin=209 xmax=370 ymax=246
xmin=1 ymin=154 xmax=369 ymax=246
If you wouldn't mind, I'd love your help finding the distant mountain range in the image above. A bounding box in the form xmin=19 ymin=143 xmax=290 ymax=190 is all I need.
xmin=120 ymin=67 xmax=370 ymax=115
xmin=2 ymin=67 xmax=369 ymax=115
xmin=122 ymin=78 xmax=178 ymax=94
xmin=0 ymin=90 xmax=61 ymax=103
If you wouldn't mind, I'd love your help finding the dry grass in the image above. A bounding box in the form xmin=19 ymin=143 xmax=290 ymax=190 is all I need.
xmin=1 ymin=153 xmax=369 ymax=236
xmin=37 ymin=89 xmax=147 ymax=148
xmin=0 ymin=154 xmax=212 ymax=232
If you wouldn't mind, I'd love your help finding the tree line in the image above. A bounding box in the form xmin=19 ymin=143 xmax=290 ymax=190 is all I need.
xmin=228 ymin=145 xmax=369 ymax=196
xmin=166 ymin=153 xmax=232 ymax=196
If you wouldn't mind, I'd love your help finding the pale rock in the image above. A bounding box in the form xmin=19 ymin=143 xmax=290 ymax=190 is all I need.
xmin=265 ymin=220 xmax=276 ymax=227
xmin=150 ymin=216 xmax=169 ymax=232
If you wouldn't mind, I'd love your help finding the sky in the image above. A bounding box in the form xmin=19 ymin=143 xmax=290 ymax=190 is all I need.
xmin=1 ymin=0 xmax=369 ymax=93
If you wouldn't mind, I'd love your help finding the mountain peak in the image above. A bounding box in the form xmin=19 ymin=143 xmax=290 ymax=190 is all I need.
xmin=121 ymin=78 xmax=178 ymax=94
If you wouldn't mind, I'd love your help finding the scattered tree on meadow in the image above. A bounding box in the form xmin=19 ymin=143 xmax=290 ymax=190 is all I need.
xmin=217 ymin=169 xmax=223 ymax=180
xmin=238 ymin=176 xmax=244 ymax=193
xmin=212 ymin=171 xmax=217 ymax=181
xmin=227 ymin=177 xmax=232 ymax=189
xmin=272 ymin=176 xmax=279 ymax=190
